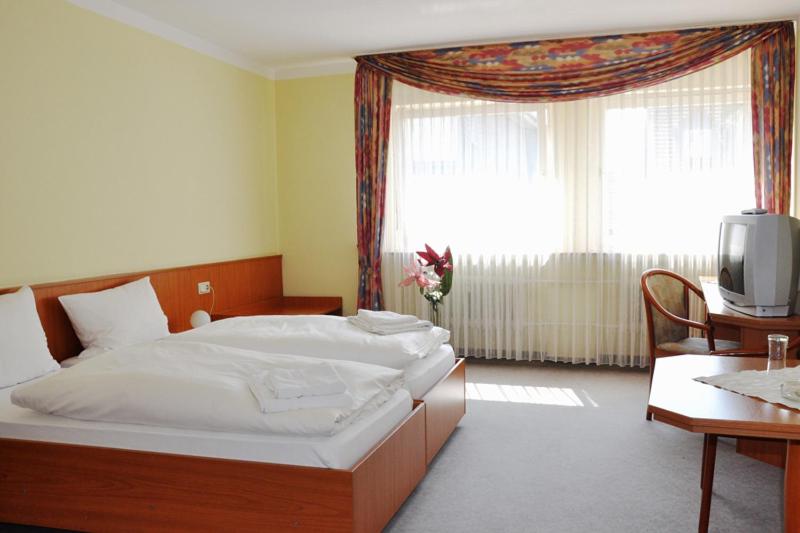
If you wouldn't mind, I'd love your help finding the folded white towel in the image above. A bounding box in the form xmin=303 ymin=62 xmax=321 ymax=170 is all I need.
xmin=347 ymin=316 xmax=433 ymax=335
xmin=356 ymin=309 xmax=419 ymax=326
xmin=248 ymin=372 xmax=353 ymax=413
xmin=267 ymin=363 xmax=346 ymax=399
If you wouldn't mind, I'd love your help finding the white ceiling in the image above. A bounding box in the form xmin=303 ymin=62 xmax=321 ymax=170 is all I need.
xmin=71 ymin=0 xmax=800 ymax=78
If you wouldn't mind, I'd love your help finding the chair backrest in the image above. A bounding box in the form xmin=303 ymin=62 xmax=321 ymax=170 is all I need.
xmin=641 ymin=270 xmax=693 ymax=347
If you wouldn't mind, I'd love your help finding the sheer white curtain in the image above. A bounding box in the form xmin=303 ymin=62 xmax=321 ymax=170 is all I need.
xmin=382 ymin=52 xmax=754 ymax=366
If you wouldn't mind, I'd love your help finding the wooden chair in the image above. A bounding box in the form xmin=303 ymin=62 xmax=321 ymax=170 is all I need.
xmin=643 ymin=270 xmax=800 ymax=525
xmin=641 ymin=269 xmax=742 ymax=419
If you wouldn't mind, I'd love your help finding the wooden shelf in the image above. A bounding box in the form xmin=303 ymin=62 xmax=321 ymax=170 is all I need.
xmin=700 ymin=279 xmax=800 ymax=356
xmin=211 ymin=296 xmax=343 ymax=320
xmin=701 ymin=278 xmax=800 ymax=330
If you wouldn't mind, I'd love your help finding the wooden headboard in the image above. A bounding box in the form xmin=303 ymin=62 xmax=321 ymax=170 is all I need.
xmin=0 ymin=255 xmax=283 ymax=362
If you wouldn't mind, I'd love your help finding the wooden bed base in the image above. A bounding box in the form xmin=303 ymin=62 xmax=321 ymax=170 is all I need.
xmin=0 ymin=258 xmax=468 ymax=530
xmin=0 ymin=403 xmax=426 ymax=533
xmin=421 ymin=358 xmax=466 ymax=464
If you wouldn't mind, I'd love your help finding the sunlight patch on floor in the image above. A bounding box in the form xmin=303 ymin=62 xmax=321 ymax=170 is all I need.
xmin=466 ymin=382 xmax=593 ymax=407
xmin=580 ymin=389 xmax=600 ymax=407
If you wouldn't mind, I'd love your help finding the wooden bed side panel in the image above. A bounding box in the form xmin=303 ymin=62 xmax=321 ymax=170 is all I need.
xmin=352 ymin=403 xmax=427 ymax=533
xmin=0 ymin=438 xmax=354 ymax=533
xmin=0 ymin=255 xmax=284 ymax=361
xmin=422 ymin=358 xmax=466 ymax=464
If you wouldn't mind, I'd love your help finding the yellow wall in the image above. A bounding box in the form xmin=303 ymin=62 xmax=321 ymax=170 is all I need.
xmin=0 ymin=0 xmax=278 ymax=287
xmin=275 ymin=74 xmax=358 ymax=314
xmin=11 ymin=2 xmax=792 ymax=314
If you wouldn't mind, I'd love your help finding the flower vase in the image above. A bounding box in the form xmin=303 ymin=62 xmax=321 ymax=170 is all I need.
xmin=429 ymin=302 xmax=441 ymax=328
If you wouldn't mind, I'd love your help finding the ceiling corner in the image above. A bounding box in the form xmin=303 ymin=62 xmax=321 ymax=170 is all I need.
xmin=274 ymin=59 xmax=357 ymax=80
xmin=67 ymin=0 xmax=275 ymax=80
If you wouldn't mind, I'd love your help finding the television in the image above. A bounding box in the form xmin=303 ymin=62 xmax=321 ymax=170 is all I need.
xmin=718 ymin=212 xmax=800 ymax=317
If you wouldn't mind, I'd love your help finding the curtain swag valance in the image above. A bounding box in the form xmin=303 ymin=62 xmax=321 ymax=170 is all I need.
xmin=354 ymin=21 xmax=795 ymax=310
xmin=356 ymin=23 xmax=791 ymax=102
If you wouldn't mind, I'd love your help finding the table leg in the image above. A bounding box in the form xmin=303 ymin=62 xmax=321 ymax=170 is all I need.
xmin=701 ymin=434 xmax=708 ymax=489
xmin=786 ymin=440 xmax=800 ymax=533
xmin=699 ymin=434 xmax=717 ymax=533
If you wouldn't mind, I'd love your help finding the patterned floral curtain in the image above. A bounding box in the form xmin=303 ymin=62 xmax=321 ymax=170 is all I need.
xmin=354 ymin=21 xmax=795 ymax=309
xmin=752 ymin=23 xmax=796 ymax=214
xmin=358 ymin=23 xmax=788 ymax=102
xmin=355 ymin=64 xmax=392 ymax=310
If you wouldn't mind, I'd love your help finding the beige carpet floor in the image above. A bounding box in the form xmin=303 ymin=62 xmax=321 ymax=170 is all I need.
xmin=385 ymin=358 xmax=784 ymax=533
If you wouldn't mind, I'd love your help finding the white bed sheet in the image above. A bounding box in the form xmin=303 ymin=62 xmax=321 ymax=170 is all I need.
xmin=63 ymin=345 xmax=456 ymax=399
xmin=167 ymin=315 xmax=450 ymax=369
xmin=403 ymin=345 xmax=456 ymax=398
xmin=0 ymin=374 xmax=412 ymax=470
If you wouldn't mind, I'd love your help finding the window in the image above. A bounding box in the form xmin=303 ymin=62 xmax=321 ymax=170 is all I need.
xmin=382 ymin=52 xmax=754 ymax=366
xmin=384 ymin=52 xmax=753 ymax=257
xmin=602 ymin=90 xmax=752 ymax=254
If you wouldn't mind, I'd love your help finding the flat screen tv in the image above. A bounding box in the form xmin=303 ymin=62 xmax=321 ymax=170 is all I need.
xmin=718 ymin=212 xmax=800 ymax=317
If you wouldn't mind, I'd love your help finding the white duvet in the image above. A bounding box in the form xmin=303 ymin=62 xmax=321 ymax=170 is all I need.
xmin=167 ymin=315 xmax=450 ymax=370
xmin=11 ymin=341 xmax=402 ymax=437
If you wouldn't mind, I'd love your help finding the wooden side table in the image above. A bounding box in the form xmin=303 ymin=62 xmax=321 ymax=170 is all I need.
xmin=700 ymin=279 xmax=800 ymax=468
xmin=211 ymin=296 xmax=343 ymax=320
xmin=649 ymin=355 xmax=800 ymax=533
xmin=700 ymin=279 xmax=800 ymax=355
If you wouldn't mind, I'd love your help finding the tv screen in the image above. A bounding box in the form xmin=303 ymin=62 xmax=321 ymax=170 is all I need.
xmin=719 ymin=222 xmax=746 ymax=295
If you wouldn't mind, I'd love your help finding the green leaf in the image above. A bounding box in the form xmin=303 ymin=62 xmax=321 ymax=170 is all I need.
xmin=440 ymin=269 xmax=453 ymax=297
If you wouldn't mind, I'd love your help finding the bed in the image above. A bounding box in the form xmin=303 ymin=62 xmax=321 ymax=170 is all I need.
xmin=0 ymin=374 xmax=413 ymax=468
xmin=168 ymin=313 xmax=466 ymax=462
xmin=0 ymin=257 xmax=445 ymax=532
xmin=61 ymin=342 xmax=464 ymax=465
xmin=63 ymin=336 xmax=458 ymax=400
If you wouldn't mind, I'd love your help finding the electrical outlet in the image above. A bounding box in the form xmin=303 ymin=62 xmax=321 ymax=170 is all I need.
xmin=197 ymin=281 xmax=211 ymax=295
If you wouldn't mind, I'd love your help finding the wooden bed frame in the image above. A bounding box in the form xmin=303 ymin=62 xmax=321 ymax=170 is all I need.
xmin=422 ymin=358 xmax=465 ymax=464
xmin=0 ymin=256 xmax=466 ymax=531
xmin=0 ymin=404 xmax=426 ymax=532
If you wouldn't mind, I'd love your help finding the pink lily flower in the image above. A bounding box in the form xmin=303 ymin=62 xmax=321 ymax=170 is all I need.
xmin=417 ymin=244 xmax=453 ymax=277
xmin=399 ymin=260 xmax=439 ymax=289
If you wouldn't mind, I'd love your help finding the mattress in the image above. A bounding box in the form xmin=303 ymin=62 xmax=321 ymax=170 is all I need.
xmin=0 ymin=374 xmax=412 ymax=470
xmin=403 ymin=344 xmax=456 ymax=398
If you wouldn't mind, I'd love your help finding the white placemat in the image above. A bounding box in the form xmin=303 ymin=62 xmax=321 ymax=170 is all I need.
xmin=694 ymin=366 xmax=800 ymax=410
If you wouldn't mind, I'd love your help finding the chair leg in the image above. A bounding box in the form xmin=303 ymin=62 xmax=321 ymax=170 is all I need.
xmin=646 ymin=354 xmax=656 ymax=421
xmin=699 ymin=434 xmax=717 ymax=533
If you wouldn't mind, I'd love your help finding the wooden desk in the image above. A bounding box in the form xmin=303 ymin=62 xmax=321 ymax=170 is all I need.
xmin=211 ymin=296 xmax=343 ymax=320
xmin=648 ymin=355 xmax=800 ymax=533
xmin=700 ymin=279 xmax=800 ymax=354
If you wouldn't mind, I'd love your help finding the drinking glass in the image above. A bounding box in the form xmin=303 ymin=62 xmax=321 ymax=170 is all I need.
xmin=768 ymin=334 xmax=789 ymax=371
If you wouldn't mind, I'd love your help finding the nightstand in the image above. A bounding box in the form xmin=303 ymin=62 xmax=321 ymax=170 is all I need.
xmin=211 ymin=296 xmax=343 ymax=320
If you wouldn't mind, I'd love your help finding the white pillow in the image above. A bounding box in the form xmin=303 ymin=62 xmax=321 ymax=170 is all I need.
xmin=58 ymin=277 xmax=169 ymax=355
xmin=0 ymin=286 xmax=60 ymax=388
